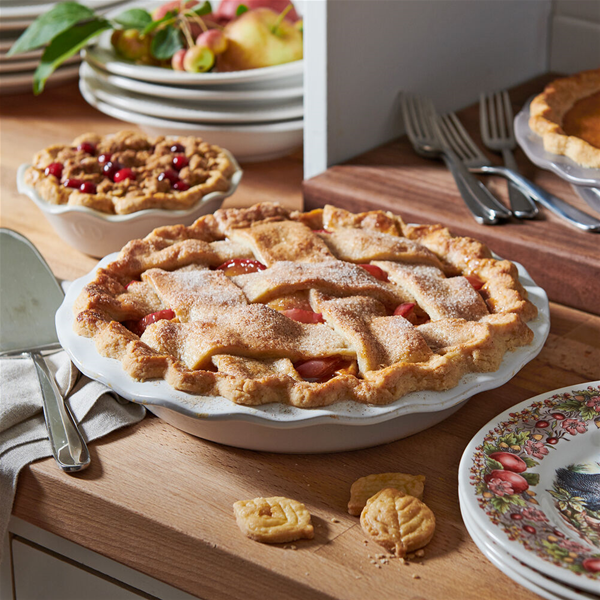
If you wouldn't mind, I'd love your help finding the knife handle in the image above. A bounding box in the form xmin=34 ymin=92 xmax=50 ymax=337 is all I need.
xmin=31 ymin=352 xmax=91 ymax=472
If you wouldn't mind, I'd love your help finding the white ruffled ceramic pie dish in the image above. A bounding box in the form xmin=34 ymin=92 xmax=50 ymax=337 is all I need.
xmin=56 ymin=255 xmax=550 ymax=453
xmin=16 ymin=150 xmax=242 ymax=258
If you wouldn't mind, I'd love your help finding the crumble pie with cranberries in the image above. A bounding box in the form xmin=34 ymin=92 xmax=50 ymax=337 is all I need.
xmin=24 ymin=130 xmax=237 ymax=215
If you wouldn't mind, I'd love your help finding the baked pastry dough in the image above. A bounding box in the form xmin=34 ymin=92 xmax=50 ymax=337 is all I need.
xmin=360 ymin=488 xmax=435 ymax=557
xmin=73 ymin=202 xmax=537 ymax=408
xmin=529 ymin=68 xmax=600 ymax=168
xmin=348 ymin=473 xmax=425 ymax=516
xmin=25 ymin=130 xmax=236 ymax=214
xmin=233 ymin=496 xmax=314 ymax=543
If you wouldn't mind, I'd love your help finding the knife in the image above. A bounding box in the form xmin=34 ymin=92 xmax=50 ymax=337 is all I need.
xmin=0 ymin=229 xmax=90 ymax=472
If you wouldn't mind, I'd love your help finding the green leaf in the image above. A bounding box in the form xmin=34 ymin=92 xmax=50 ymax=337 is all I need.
xmin=521 ymin=472 xmax=540 ymax=486
xmin=33 ymin=18 xmax=111 ymax=94
xmin=8 ymin=1 xmax=96 ymax=56
xmin=142 ymin=11 xmax=176 ymax=35
xmin=191 ymin=1 xmax=213 ymax=16
xmin=235 ymin=4 xmax=249 ymax=16
xmin=486 ymin=457 xmax=504 ymax=471
xmin=151 ymin=24 xmax=183 ymax=60
xmin=112 ymin=8 xmax=152 ymax=31
xmin=522 ymin=456 xmax=539 ymax=468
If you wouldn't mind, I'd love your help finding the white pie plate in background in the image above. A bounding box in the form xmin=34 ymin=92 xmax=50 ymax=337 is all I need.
xmin=55 ymin=257 xmax=550 ymax=453
xmin=81 ymin=68 xmax=304 ymax=124
xmin=16 ymin=150 xmax=242 ymax=257
xmin=514 ymin=100 xmax=600 ymax=188
xmin=82 ymin=61 xmax=304 ymax=104
xmin=79 ymin=78 xmax=304 ymax=163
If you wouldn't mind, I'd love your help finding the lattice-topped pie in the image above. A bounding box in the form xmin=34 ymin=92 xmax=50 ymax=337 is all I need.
xmin=529 ymin=68 xmax=600 ymax=168
xmin=73 ymin=203 xmax=537 ymax=407
xmin=25 ymin=130 xmax=236 ymax=214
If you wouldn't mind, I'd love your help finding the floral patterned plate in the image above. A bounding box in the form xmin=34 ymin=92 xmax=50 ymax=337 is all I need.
xmin=460 ymin=488 xmax=596 ymax=600
xmin=459 ymin=382 xmax=600 ymax=595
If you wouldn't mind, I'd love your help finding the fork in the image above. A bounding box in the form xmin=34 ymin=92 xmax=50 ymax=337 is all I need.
xmin=400 ymin=93 xmax=500 ymax=225
xmin=480 ymin=91 xmax=538 ymax=218
xmin=438 ymin=111 xmax=600 ymax=233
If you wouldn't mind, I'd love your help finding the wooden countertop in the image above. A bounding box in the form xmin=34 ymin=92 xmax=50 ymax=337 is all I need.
xmin=3 ymin=82 xmax=600 ymax=600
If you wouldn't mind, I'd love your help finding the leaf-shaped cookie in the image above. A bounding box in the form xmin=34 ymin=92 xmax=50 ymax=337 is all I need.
xmin=360 ymin=488 xmax=435 ymax=557
xmin=233 ymin=496 xmax=314 ymax=543
xmin=348 ymin=472 xmax=425 ymax=516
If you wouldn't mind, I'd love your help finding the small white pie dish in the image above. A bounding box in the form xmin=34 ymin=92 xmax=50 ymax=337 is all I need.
xmin=16 ymin=151 xmax=242 ymax=257
xmin=56 ymin=254 xmax=550 ymax=453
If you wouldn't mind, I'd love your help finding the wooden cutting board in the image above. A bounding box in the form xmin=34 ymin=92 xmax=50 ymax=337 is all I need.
xmin=303 ymin=74 xmax=600 ymax=316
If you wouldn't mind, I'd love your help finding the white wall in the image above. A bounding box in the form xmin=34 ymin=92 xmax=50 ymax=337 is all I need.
xmin=304 ymin=0 xmax=552 ymax=179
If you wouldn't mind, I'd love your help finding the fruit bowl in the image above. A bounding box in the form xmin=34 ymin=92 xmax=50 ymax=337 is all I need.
xmin=16 ymin=150 xmax=242 ymax=257
xmin=55 ymin=253 xmax=550 ymax=453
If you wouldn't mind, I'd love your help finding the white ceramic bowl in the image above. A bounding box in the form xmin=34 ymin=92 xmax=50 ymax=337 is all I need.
xmin=79 ymin=77 xmax=304 ymax=163
xmin=56 ymin=255 xmax=550 ymax=453
xmin=16 ymin=151 xmax=242 ymax=257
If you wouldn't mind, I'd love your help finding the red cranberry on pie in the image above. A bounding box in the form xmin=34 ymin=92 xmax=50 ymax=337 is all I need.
xmin=173 ymin=180 xmax=189 ymax=191
xmin=158 ymin=169 xmax=179 ymax=185
xmin=172 ymin=155 xmax=189 ymax=171
xmin=102 ymin=161 xmax=122 ymax=180
xmin=77 ymin=142 xmax=96 ymax=155
xmin=63 ymin=178 xmax=83 ymax=189
xmin=97 ymin=153 xmax=112 ymax=164
xmin=113 ymin=168 xmax=136 ymax=183
xmin=79 ymin=182 xmax=97 ymax=194
xmin=170 ymin=143 xmax=185 ymax=153
xmin=44 ymin=162 xmax=63 ymax=178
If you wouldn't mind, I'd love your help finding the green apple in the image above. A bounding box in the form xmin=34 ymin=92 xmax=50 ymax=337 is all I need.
xmin=183 ymin=45 xmax=215 ymax=72
xmin=217 ymin=7 xmax=303 ymax=72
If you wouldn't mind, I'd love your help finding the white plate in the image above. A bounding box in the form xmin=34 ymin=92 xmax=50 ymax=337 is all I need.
xmin=515 ymin=100 xmax=600 ymax=188
xmin=81 ymin=66 xmax=304 ymax=124
xmin=82 ymin=61 xmax=304 ymax=104
xmin=83 ymin=25 xmax=303 ymax=87
xmin=459 ymin=382 xmax=600 ymax=595
xmin=79 ymin=77 xmax=304 ymax=163
xmin=55 ymin=255 xmax=549 ymax=453
xmin=0 ymin=63 xmax=80 ymax=94
xmin=460 ymin=494 xmax=592 ymax=600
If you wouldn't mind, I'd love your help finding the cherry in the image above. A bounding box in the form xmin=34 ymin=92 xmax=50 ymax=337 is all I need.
xmin=523 ymin=525 xmax=536 ymax=534
xmin=394 ymin=302 xmax=415 ymax=318
xmin=173 ymin=180 xmax=190 ymax=191
xmin=535 ymin=420 xmax=550 ymax=428
xmin=102 ymin=161 xmax=122 ymax=180
xmin=114 ymin=168 xmax=136 ymax=182
xmin=77 ymin=142 xmax=96 ymax=155
xmin=464 ymin=274 xmax=484 ymax=290
xmin=79 ymin=182 xmax=97 ymax=194
xmin=63 ymin=178 xmax=82 ymax=189
xmin=172 ymin=155 xmax=189 ymax=170
xmin=97 ymin=153 xmax=112 ymax=164
xmin=170 ymin=143 xmax=185 ymax=153
xmin=158 ymin=169 xmax=179 ymax=185
xmin=547 ymin=437 xmax=559 ymax=445
xmin=44 ymin=162 xmax=63 ymax=178
xmin=216 ymin=259 xmax=266 ymax=276
xmin=551 ymin=413 xmax=565 ymax=420
xmin=359 ymin=264 xmax=389 ymax=282
xmin=282 ymin=309 xmax=325 ymax=324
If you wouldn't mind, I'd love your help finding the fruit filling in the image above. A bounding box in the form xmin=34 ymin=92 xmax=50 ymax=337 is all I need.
xmin=294 ymin=357 xmax=357 ymax=383
xmin=281 ymin=308 xmax=325 ymax=324
xmin=359 ymin=264 xmax=389 ymax=282
xmin=216 ymin=258 xmax=266 ymax=276
xmin=123 ymin=309 xmax=176 ymax=337
xmin=464 ymin=274 xmax=484 ymax=291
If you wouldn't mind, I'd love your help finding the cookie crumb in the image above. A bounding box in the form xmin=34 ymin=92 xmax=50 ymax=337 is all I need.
xmin=330 ymin=518 xmax=340 ymax=523
xmin=412 ymin=574 xmax=421 ymax=580
xmin=284 ymin=544 xmax=297 ymax=550
xmin=415 ymin=549 xmax=425 ymax=558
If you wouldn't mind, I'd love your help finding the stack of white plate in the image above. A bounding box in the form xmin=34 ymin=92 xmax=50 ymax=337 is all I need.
xmin=458 ymin=382 xmax=600 ymax=600
xmin=515 ymin=100 xmax=600 ymax=216
xmin=0 ymin=0 xmax=130 ymax=95
xmin=78 ymin=1 xmax=304 ymax=162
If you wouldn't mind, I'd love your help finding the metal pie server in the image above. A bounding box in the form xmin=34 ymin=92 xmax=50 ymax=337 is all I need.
xmin=0 ymin=229 xmax=90 ymax=472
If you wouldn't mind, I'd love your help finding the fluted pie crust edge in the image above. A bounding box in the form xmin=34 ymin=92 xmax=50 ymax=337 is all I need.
xmin=72 ymin=203 xmax=537 ymax=408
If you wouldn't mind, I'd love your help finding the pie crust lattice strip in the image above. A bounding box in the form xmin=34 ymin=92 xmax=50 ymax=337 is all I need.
xmin=73 ymin=203 xmax=537 ymax=408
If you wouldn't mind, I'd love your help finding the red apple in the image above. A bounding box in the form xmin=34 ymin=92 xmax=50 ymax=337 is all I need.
xmin=196 ymin=29 xmax=228 ymax=54
xmin=217 ymin=7 xmax=302 ymax=71
xmin=216 ymin=0 xmax=300 ymax=23
xmin=171 ymin=48 xmax=186 ymax=70
xmin=489 ymin=452 xmax=527 ymax=474
xmin=152 ymin=0 xmax=198 ymax=21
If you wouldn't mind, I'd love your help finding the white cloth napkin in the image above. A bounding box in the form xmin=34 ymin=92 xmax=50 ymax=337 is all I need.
xmin=0 ymin=351 xmax=145 ymax=560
